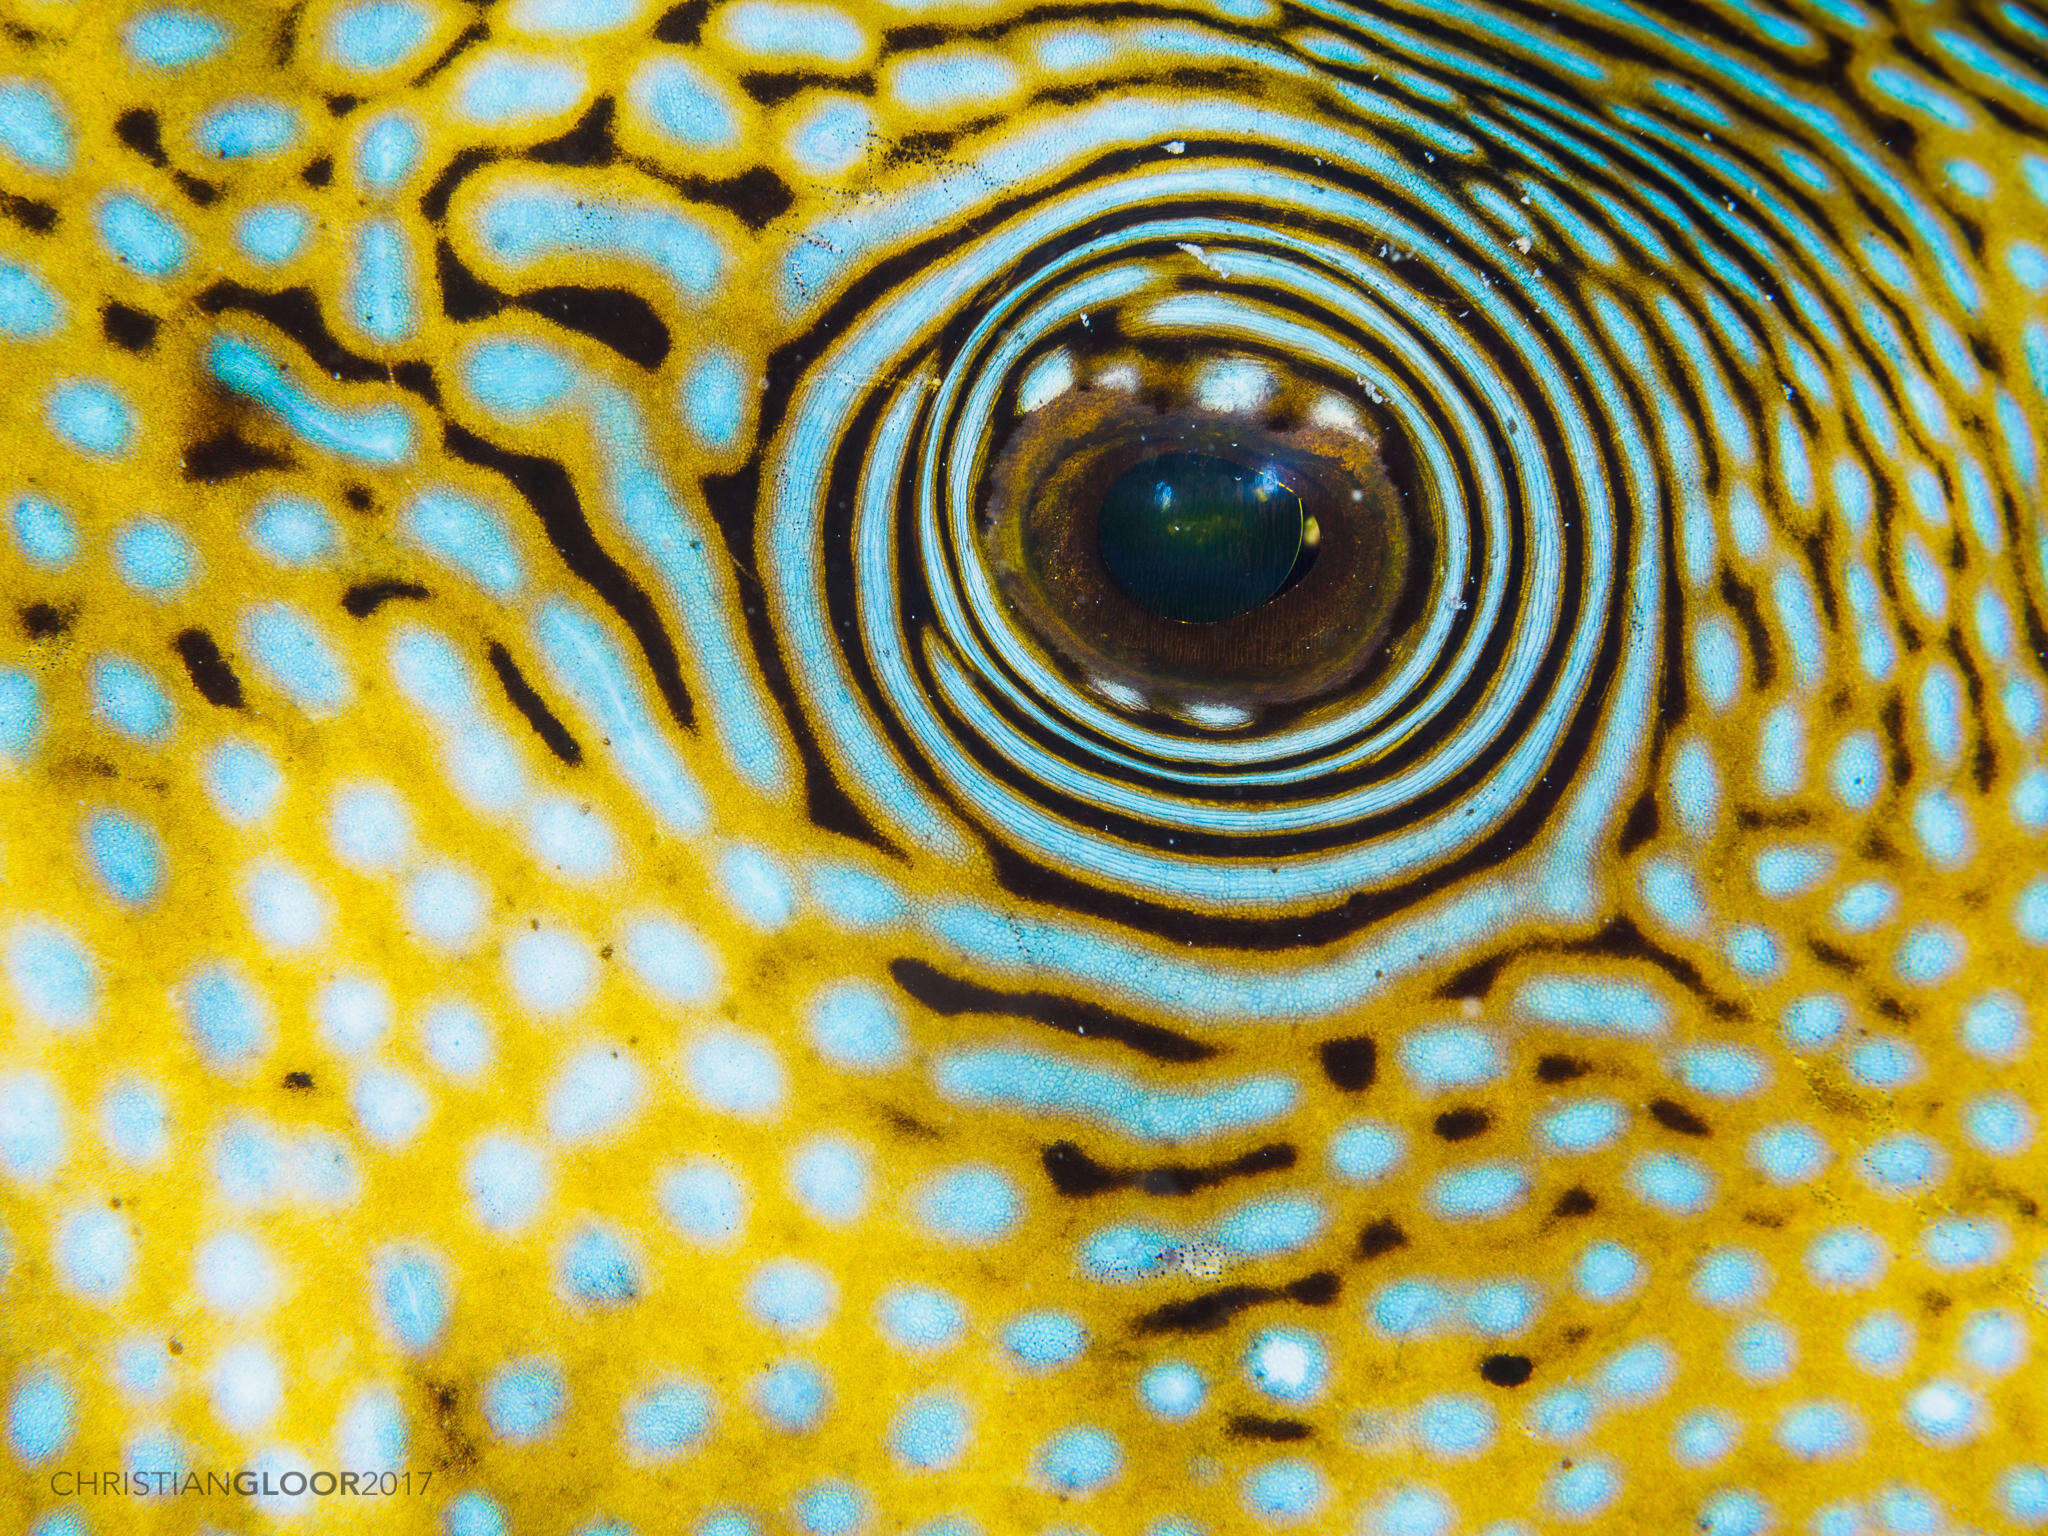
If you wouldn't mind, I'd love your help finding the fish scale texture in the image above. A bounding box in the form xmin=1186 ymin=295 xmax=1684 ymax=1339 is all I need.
xmin=0 ymin=1 xmax=2047 ymax=1534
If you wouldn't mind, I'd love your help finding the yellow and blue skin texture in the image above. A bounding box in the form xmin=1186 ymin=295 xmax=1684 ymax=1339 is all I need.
xmin=2 ymin=0 xmax=2048 ymax=1531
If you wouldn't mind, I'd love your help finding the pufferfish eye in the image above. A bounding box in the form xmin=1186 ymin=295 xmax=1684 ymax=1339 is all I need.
xmin=980 ymin=347 xmax=1427 ymax=718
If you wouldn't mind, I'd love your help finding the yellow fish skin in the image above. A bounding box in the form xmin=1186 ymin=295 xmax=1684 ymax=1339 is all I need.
xmin=1 ymin=1 xmax=2046 ymax=1533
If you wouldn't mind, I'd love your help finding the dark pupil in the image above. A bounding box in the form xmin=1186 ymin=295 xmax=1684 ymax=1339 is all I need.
xmin=1097 ymin=451 xmax=1305 ymax=625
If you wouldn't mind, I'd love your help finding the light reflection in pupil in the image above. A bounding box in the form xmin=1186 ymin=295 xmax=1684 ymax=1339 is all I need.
xmin=1097 ymin=450 xmax=1306 ymax=624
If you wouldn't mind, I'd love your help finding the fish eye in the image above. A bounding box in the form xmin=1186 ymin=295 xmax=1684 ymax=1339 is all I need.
xmin=980 ymin=348 xmax=1432 ymax=721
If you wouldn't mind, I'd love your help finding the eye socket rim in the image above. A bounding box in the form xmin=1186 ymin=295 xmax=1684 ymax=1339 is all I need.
xmin=980 ymin=386 xmax=1430 ymax=714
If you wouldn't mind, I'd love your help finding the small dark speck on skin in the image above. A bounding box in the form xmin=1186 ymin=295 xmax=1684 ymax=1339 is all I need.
xmin=1479 ymin=1353 xmax=1532 ymax=1387
xmin=283 ymin=1071 xmax=314 ymax=1091
xmin=19 ymin=601 xmax=72 ymax=640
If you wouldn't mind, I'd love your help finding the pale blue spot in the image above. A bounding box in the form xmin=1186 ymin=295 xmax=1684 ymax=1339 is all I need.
xmin=807 ymin=980 xmax=904 ymax=1070
xmin=0 ymin=81 xmax=69 ymax=172
xmin=891 ymin=1392 xmax=968 ymax=1470
xmin=682 ymin=349 xmax=748 ymax=451
xmin=685 ymin=1029 xmax=784 ymax=1118
xmin=98 ymin=194 xmax=187 ymax=277
xmin=204 ymin=740 xmax=283 ymax=824
xmin=877 ymin=1286 xmax=964 ymax=1354
xmin=209 ymin=334 xmax=412 ymax=464
xmin=1670 ymin=736 xmax=1719 ymax=833
xmin=1832 ymin=880 xmax=1896 ymax=932
xmin=5 ymin=924 xmax=95 ymax=1032
xmin=1528 ymin=1386 xmax=1598 ymax=1442
xmin=1430 ymin=1163 xmax=1526 ymax=1219
xmin=1540 ymin=1099 xmax=1625 ymax=1154
xmin=125 ymin=9 xmax=227 ymax=68
xmin=659 ymin=1159 xmax=745 ymax=1246
xmin=1628 ymin=1151 xmax=1713 ymax=1214
xmin=1785 ymin=991 xmax=1851 ymax=1056
xmin=464 ymin=1135 xmax=549 ymax=1232
xmin=114 ymin=519 xmax=197 ymax=595
xmin=1723 ymin=925 xmax=1781 ymax=978
xmin=196 ymin=99 xmax=298 ymax=159
xmin=720 ymin=1 xmax=868 ymax=62
xmin=1698 ymin=1490 xmax=1771 ymax=1536
xmin=243 ymin=603 xmax=351 ymax=713
xmin=1399 ymin=1026 xmax=1502 ymax=1089
xmin=806 ymin=864 xmax=905 ymax=928
xmin=1966 ymin=1093 xmax=2033 ymax=1155
xmin=1328 ymin=1121 xmax=1405 ymax=1183
xmin=457 ymin=54 xmax=588 ymax=125
xmin=1748 ymin=1122 xmax=1829 ymax=1185
xmin=1414 ymin=1395 xmax=1493 ymax=1459
xmin=1677 ymin=1045 xmax=1766 ymax=1099
xmin=0 ymin=260 xmax=59 ymax=337
xmin=790 ymin=1136 xmax=868 ymax=1224
xmin=1006 ymin=1310 xmax=1087 ymax=1370
xmin=1913 ymin=789 xmax=1971 ymax=867
xmin=354 ymin=112 xmax=421 ymax=191
xmin=1728 ymin=1318 xmax=1794 ymax=1383
xmin=464 ymin=337 xmax=575 ymax=420
xmin=546 ymin=1048 xmax=640 ymax=1144
xmin=631 ymin=57 xmax=740 ymax=148
xmin=1638 ymin=858 xmax=1705 ymax=935
xmin=1859 ymin=1134 xmax=1944 ymax=1195
xmin=86 ymin=811 xmax=163 ymax=904
xmin=348 ymin=218 xmax=414 ymax=342
xmin=237 ymin=204 xmax=310 ymax=266
xmin=9 ymin=1366 xmax=72 ymax=1463
xmin=621 ymin=917 xmax=718 ymax=1004
xmin=485 ymin=1360 xmax=564 ymax=1441
xmin=247 ymin=495 xmax=335 ymax=564
xmin=373 ymin=1248 xmax=448 ymax=1353
xmin=1516 ymin=975 xmax=1665 ymax=1037
xmin=0 ymin=669 xmax=37 ymax=761
xmin=560 ymin=1223 xmax=640 ymax=1304
xmin=794 ymin=1480 xmax=866 ymax=1535
xmin=1139 ymin=1360 xmax=1203 ymax=1418
xmin=1691 ymin=1248 xmax=1767 ymax=1311
xmin=0 ymin=1072 xmax=63 ymax=1182
xmin=719 ymin=844 xmax=794 ymax=928
xmin=1895 ymin=924 xmax=1963 ymax=983
xmin=1831 ymin=731 xmax=1883 ymax=810
xmin=1671 ymin=1410 xmax=1737 ymax=1467
xmin=1806 ymin=1226 xmax=1887 ymax=1289
xmin=934 ymin=1047 xmax=1293 ymax=1145
xmin=1922 ymin=1217 xmax=2007 ymax=1270
xmin=404 ymin=488 xmax=523 ymax=596
xmin=2004 ymin=1466 xmax=2048 ymax=1526
xmin=1753 ymin=845 xmax=1830 ymax=898
xmin=625 ymin=1379 xmax=712 ymax=1458
xmin=1546 ymin=1457 xmax=1617 ymax=1518
xmin=915 ymin=1166 xmax=1019 ymax=1246
xmin=91 ymin=657 xmax=173 ymax=743
xmin=478 ymin=187 xmax=722 ymax=298
xmin=785 ymin=94 xmax=870 ymax=173
xmin=1214 ymin=1194 xmax=1325 ymax=1256
xmin=1371 ymin=1279 xmax=1450 ymax=1339
xmin=1464 ymin=1280 xmax=1538 ymax=1337
xmin=754 ymin=1359 xmax=829 ymax=1432
xmin=326 ymin=0 xmax=434 ymax=72
xmin=11 ymin=494 xmax=75 ymax=569
xmin=1905 ymin=1379 xmax=1980 ymax=1445
xmin=1575 ymin=1241 xmax=1643 ymax=1304
xmin=1035 ymin=1425 xmax=1120 ymax=1493
xmin=2016 ymin=768 xmax=2048 ymax=829
xmin=55 ymin=1206 xmax=133 ymax=1298
xmin=1242 ymin=1457 xmax=1328 ymax=1523
xmin=47 ymin=379 xmax=135 ymax=456
xmin=1596 ymin=1339 xmax=1674 ymax=1404
xmin=1691 ymin=617 xmax=1741 ymax=709
xmin=1958 ymin=1308 xmax=2025 ymax=1375
xmin=1847 ymin=1035 xmax=1921 ymax=1088
xmin=423 ymin=1001 xmax=492 ymax=1080
xmin=1245 ymin=1328 xmax=1327 ymax=1403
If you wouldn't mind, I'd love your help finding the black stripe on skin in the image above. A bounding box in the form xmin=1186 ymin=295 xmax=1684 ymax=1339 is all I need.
xmin=195 ymin=282 xmax=440 ymax=404
xmin=183 ymin=429 xmax=293 ymax=482
xmin=171 ymin=629 xmax=244 ymax=708
xmin=1133 ymin=1271 xmax=1339 ymax=1335
xmin=1041 ymin=1140 xmax=1295 ymax=1198
xmin=889 ymin=956 xmax=1216 ymax=1064
xmin=486 ymin=642 xmax=583 ymax=767
xmin=1227 ymin=1415 xmax=1312 ymax=1442
xmin=442 ymin=422 xmax=695 ymax=733
xmin=341 ymin=579 xmax=429 ymax=618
